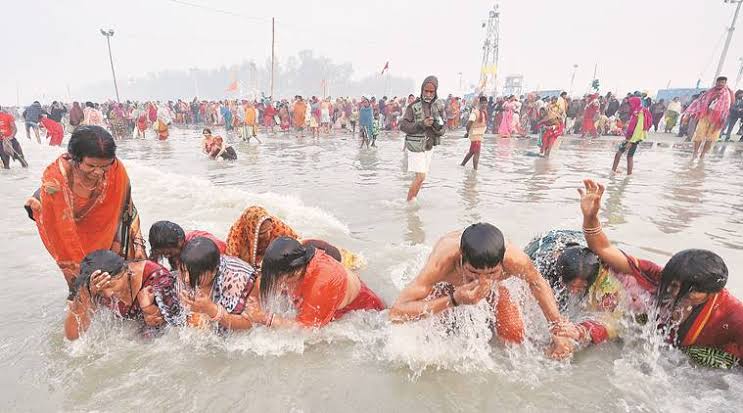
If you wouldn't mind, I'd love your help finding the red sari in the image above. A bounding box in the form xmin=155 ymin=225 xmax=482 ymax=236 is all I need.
xmin=31 ymin=155 xmax=145 ymax=286
xmin=40 ymin=117 xmax=64 ymax=146
xmin=582 ymin=98 xmax=600 ymax=135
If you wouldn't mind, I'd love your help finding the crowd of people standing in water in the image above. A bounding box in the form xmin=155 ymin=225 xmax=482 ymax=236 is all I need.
xmin=3 ymin=72 xmax=741 ymax=370
xmin=2 ymin=75 xmax=739 ymax=176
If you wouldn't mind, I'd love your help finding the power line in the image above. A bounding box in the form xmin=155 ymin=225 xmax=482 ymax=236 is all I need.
xmin=163 ymin=0 xmax=270 ymax=22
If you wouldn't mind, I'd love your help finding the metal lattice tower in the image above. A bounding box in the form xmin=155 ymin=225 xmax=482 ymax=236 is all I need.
xmin=479 ymin=4 xmax=500 ymax=96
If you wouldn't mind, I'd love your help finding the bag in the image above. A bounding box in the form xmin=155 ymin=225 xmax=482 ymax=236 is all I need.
xmin=405 ymin=136 xmax=429 ymax=152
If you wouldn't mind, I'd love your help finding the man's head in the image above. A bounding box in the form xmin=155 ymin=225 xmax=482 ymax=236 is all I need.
xmin=658 ymin=249 xmax=728 ymax=311
xmin=478 ymin=95 xmax=488 ymax=109
xmin=715 ymin=76 xmax=728 ymax=89
xmin=459 ymin=223 xmax=506 ymax=282
xmin=149 ymin=221 xmax=186 ymax=268
xmin=421 ymin=75 xmax=438 ymax=103
xmin=555 ymin=245 xmax=600 ymax=297
xmin=560 ymin=92 xmax=567 ymax=99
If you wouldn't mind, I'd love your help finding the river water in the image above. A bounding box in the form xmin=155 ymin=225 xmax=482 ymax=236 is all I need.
xmin=1 ymin=125 xmax=741 ymax=412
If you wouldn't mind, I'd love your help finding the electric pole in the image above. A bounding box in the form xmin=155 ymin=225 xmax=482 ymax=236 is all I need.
xmin=100 ymin=29 xmax=121 ymax=102
xmin=715 ymin=0 xmax=743 ymax=82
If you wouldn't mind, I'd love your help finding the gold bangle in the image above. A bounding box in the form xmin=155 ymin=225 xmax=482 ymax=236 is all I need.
xmin=582 ymin=225 xmax=603 ymax=235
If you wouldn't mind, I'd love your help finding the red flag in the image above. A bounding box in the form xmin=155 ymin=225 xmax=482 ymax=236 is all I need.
xmin=381 ymin=61 xmax=389 ymax=75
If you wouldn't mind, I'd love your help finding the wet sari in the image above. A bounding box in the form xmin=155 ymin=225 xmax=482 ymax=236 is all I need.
xmin=29 ymin=154 xmax=146 ymax=288
xmin=225 ymin=205 xmax=362 ymax=270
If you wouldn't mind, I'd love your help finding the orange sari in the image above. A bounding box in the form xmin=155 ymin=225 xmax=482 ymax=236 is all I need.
xmin=225 ymin=206 xmax=299 ymax=268
xmin=293 ymin=102 xmax=307 ymax=128
xmin=31 ymin=155 xmax=145 ymax=287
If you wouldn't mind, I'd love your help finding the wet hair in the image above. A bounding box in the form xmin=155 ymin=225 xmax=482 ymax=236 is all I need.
xmin=302 ymin=239 xmax=342 ymax=263
xmin=260 ymin=237 xmax=316 ymax=304
xmin=460 ymin=223 xmax=506 ymax=269
xmin=148 ymin=221 xmax=186 ymax=250
xmin=180 ymin=237 xmax=221 ymax=289
xmin=657 ymin=249 xmax=728 ymax=309
xmin=67 ymin=125 xmax=116 ymax=162
xmin=73 ymin=250 xmax=126 ymax=297
xmin=717 ymin=76 xmax=728 ymax=82
xmin=555 ymin=245 xmax=601 ymax=291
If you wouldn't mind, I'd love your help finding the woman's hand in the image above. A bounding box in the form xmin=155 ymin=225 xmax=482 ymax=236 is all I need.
xmin=89 ymin=270 xmax=111 ymax=296
xmin=245 ymin=297 xmax=268 ymax=325
xmin=180 ymin=289 xmax=217 ymax=317
xmin=139 ymin=286 xmax=164 ymax=327
xmin=577 ymin=179 xmax=605 ymax=220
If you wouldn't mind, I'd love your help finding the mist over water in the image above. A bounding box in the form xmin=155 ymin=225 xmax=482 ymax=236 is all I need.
xmin=1 ymin=126 xmax=741 ymax=412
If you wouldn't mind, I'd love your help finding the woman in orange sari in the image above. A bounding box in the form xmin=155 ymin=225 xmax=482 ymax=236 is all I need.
xmin=225 ymin=205 xmax=361 ymax=271
xmin=26 ymin=125 xmax=146 ymax=294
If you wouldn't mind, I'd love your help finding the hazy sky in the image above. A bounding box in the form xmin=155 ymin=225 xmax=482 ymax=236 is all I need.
xmin=1 ymin=0 xmax=740 ymax=104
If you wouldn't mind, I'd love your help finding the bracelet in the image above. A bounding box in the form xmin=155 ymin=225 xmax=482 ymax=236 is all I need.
xmin=582 ymin=225 xmax=603 ymax=236
xmin=448 ymin=290 xmax=459 ymax=307
xmin=548 ymin=318 xmax=567 ymax=334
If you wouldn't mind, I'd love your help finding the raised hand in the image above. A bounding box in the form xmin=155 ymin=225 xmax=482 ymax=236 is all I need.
xmin=577 ymin=179 xmax=605 ymax=219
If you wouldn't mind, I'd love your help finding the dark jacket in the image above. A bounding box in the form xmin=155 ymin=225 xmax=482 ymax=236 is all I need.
xmin=22 ymin=102 xmax=44 ymax=123
xmin=399 ymin=76 xmax=445 ymax=143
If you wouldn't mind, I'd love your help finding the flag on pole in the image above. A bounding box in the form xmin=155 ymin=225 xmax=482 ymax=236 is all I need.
xmin=381 ymin=61 xmax=389 ymax=75
xmin=226 ymin=80 xmax=238 ymax=93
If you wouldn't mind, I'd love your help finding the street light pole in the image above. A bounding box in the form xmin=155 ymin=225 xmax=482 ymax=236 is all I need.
xmin=715 ymin=0 xmax=743 ymax=82
xmin=100 ymin=29 xmax=121 ymax=102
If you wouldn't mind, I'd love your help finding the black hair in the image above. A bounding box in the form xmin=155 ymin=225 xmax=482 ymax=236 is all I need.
xmin=148 ymin=221 xmax=185 ymax=250
xmin=203 ymin=128 xmax=212 ymax=134
xmin=260 ymin=237 xmax=316 ymax=305
xmin=85 ymin=101 xmax=94 ymax=108
xmin=180 ymin=237 xmax=221 ymax=289
xmin=717 ymin=76 xmax=728 ymax=82
xmin=657 ymin=249 xmax=728 ymax=309
xmin=479 ymin=95 xmax=488 ymax=103
xmin=302 ymin=239 xmax=342 ymax=263
xmin=555 ymin=246 xmax=601 ymax=291
xmin=560 ymin=91 xmax=567 ymax=97
xmin=460 ymin=223 xmax=506 ymax=269
xmin=73 ymin=250 xmax=126 ymax=297
xmin=67 ymin=125 xmax=116 ymax=162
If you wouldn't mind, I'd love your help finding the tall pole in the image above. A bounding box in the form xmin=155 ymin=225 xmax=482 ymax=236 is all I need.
xmin=271 ymin=17 xmax=275 ymax=98
xmin=715 ymin=0 xmax=743 ymax=82
xmin=736 ymin=57 xmax=743 ymax=88
xmin=101 ymin=29 xmax=121 ymax=102
xmin=569 ymin=64 xmax=578 ymax=96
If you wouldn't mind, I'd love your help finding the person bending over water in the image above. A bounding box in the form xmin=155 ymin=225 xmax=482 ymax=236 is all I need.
xmin=64 ymin=250 xmax=182 ymax=340
xmin=148 ymin=220 xmax=227 ymax=270
xmin=576 ymin=179 xmax=743 ymax=368
xmin=389 ymin=223 xmax=578 ymax=358
xmin=177 ymin=237 xmax=257 ymax=332
xmin=225 ymin=205 xmax=362 ymax=271
xmin=252 ymin=237 xmax=385 ymax=328
xmin=201 ymin=128 xmax=237 ymax=161
xmin=26 ymin=126 xmax=146 ymax=293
